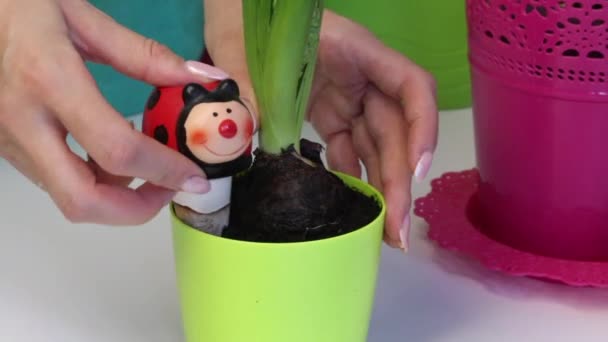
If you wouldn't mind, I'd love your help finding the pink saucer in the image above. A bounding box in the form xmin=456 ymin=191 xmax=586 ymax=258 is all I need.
xmin=414 ymin=168 xmax=608 ymax=288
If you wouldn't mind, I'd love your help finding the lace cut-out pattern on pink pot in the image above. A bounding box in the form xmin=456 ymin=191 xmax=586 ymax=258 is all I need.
xmin=414 ymin=169 xmax=608 ymax=288
xmin=468 ymin=0 xmax=608 ymax=99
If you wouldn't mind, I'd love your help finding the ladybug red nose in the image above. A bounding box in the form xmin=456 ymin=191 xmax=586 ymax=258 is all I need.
xmin=219 ymin=119 xmax=238 ymax=138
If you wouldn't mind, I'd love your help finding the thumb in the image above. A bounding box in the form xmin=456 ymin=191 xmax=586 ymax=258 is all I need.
xmin=60 ymin=0 xmax=228 ymax=86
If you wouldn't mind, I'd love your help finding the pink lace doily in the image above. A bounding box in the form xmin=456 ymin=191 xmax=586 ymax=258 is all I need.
xmin=414 ymin=168 xmax=608 ymax=288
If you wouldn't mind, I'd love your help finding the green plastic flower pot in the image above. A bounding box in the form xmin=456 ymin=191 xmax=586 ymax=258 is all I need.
xmin=171 ymin=172 xmax=386 ymax=342
xmin=325 ymin=0 xmax=471 ymax=110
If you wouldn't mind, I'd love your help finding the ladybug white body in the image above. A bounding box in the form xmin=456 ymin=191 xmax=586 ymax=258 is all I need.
xmin=173 ymin=176 xmax=232 ymax=214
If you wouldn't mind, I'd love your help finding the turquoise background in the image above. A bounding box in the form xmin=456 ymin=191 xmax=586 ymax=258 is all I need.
xmin=87 ymin=1 xmax=205 ymax=117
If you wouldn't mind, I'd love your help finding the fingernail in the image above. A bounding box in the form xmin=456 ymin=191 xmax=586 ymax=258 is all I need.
xmin=414 ymin=152 xmax=433 ymax=183
xmin=185 ymin=61 xmax=229 ymax=80
xmin=399 ymin=212 xmax=411 ymax=253
xmin=181 ymin=176 xmax=210 ymax=193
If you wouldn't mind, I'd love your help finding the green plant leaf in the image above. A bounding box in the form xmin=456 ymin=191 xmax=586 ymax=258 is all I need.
xmin=243 ymin=0 xmax=324 ymax=154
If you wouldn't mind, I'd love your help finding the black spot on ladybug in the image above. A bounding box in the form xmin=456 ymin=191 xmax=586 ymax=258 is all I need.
xmin=154 ymin=125 xmax=169 ymax=145
xmin=213 ymin=112 xmax=219 ymax=117
xmin=227 ymin=108 xmax=232 ymax=113
xmin=146 ymin=89 xmax=161 ymax=110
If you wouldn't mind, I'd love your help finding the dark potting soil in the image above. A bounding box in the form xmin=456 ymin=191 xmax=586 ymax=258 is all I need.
xmin=222 ymin=139 xmax=381 ymax=242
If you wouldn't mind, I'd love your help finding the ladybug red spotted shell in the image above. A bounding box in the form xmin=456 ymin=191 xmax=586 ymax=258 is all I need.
xmin=142 ymin=79 xmax=256 ymax=180
xmin=142 ymin=81 xmax=221 ymax=151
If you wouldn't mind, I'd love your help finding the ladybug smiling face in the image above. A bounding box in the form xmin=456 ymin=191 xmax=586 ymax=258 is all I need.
xmin=177 ymin=80 xmax=255 ymax=165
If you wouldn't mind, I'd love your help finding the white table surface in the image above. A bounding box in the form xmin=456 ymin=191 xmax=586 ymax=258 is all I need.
xmin=2 ymin=108 xmax=608 ymax=342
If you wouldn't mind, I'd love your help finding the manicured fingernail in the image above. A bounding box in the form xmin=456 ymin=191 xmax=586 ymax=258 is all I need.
xmin=185 ymin=61 xmax=229 ymax=80
xmin=400 ymin=212 xmax=411 ymax=253
xmin=414 ymin=152 xmax=433 ymax=183
xmin=181 ymin=176 xmax=210 ymax=193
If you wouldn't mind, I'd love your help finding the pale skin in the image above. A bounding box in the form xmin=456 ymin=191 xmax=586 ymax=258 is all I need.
xmin=0 ymin=0 xmax=438 ymax=251
xmin=0 ymin=0 xmax=229 ymax=225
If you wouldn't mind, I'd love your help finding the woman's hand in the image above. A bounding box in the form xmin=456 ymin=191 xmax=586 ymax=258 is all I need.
xmin=0 ymin=0 xmax=228 ymax=225
xmin=307 ymin=12 xmax=438 ymax=251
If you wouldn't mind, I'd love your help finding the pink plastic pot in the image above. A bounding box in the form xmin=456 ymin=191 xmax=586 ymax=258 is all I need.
xmin=468 ymin=0 xmax=608 ymax=261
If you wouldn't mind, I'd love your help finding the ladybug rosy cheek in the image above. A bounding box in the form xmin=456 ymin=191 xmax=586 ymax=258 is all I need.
xmin=244 ymin=118 xmax=254 ymax=138
xmin=184 ymin=101 xmax=254 ymax=164
xmin=190 ymin=130 xmax=208 ymax=145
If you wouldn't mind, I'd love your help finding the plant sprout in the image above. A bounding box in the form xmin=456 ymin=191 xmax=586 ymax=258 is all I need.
xmin=243 ymin=0 xmax=323 ymax=154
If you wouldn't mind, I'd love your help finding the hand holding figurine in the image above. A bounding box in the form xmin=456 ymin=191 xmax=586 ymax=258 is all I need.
xmin=0 ymin=0 xmax=228 ymax=225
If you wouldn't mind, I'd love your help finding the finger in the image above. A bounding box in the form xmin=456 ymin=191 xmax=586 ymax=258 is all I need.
xmin=87 ymin=155 xmax=133 ymax=188
xmin=0 ymin=94 xmax=57 ymax=191
xmin=354 ymin=33 xmax=438 ymax=181
xmin=351 ymin=117 xmax=382 ymax=195
xmin=84 ymin=121 xmax=138 ymax=187
xmin=201 ymin=1 xmax=258 ymax=116
xmin=308 ymin=82 xmax=359 ymax=162
xmin=363 ymin=86 xmax=412 ymax=251
xmin=307 ymin=84 xmax=361 ymax=177
xmin=17 ymin=112 xmax=175 ymax=225
xmin=309 ymin=80 xmax=364 ymax=121
xmin=36 ymin=42 xmax=208 ymax=194
xmin=84 ymin=122 xmax=135 ymax=188
xmin=308 ymin=87 xmax=351 ymax=142
xmin=352 ymin=123 xmax=398 ymax=250
xmin=2 ymin=143 xmax=46 ymax=190
xmin=86 ymin=181 xmax=176 ymax=225
xmin=326 ymin=131 xmax=361 ymax=178
xmin=61 ymin=0 xmax=228 ymax=85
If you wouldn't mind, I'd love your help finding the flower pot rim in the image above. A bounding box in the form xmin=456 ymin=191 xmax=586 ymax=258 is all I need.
xmin=170 ymin=171 xmax=386 ymax=248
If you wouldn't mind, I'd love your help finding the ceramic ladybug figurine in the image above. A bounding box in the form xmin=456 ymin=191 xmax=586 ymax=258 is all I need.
xmin=142 ymin=79 xmax=256 ymax=216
